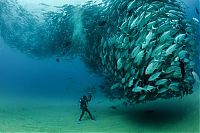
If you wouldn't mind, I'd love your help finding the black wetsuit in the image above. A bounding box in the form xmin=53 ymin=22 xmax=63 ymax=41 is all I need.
xmin=79 ymin=96 xmax=93 ymax=121
xmin=179 ymin=59 xmax=185 ymax=79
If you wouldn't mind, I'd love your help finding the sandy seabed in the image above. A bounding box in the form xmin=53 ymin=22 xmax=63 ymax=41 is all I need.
xmin=0 ymin=85 xmax=199 ymax=133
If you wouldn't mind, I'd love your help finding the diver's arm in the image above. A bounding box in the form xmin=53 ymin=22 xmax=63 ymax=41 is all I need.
xmin=87 ymin=94 xmax=92 ymax=102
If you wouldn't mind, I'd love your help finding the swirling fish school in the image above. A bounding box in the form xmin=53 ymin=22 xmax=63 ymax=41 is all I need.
xmin=87 ymin=0 xmax=198 ymax=103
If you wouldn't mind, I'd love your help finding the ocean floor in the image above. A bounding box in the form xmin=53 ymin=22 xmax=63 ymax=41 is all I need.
xmin=0 ymin=89 xmax=199 ymax=133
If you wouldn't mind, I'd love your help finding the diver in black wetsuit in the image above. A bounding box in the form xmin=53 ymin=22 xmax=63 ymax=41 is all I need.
xmin=178 ymin=58 xmax=189 ymax=95
xmin=79 ymin=94 xmax=94 ymax=121
xmin=178 ymin=58 xmax=185 ymax=79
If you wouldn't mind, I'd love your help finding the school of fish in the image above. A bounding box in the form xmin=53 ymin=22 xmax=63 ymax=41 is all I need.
xmin=84 ymin=0 xmax=199 ymax=103
xmin=0 ymin=0 xmax=199 ymax=103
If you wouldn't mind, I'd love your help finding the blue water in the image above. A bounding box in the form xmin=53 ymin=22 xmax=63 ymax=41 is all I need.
xmin=0 ymin=0 xmax=199 ymax=101
xmin=0 ymin=37 xmax=103 ymax=101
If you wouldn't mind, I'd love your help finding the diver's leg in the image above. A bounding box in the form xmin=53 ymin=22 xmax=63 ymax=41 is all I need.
xmin=79 ymin=109 xmax=85 ymax=121
xmin=86 ymin=108 xmax=94 ymax=120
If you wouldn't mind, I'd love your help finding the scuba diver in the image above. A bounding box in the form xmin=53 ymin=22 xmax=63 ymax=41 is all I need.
xmin=79 ymin=94 xmax=95 ymax=121
xmin=178 ymin=58 xmax=185 ymax=79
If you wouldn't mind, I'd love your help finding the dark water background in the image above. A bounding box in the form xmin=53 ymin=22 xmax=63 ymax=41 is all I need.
xmin=0 ymin=0 xmax=199 ymax=102
xmin=0 ymin=36 xmax=103 ymax=102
